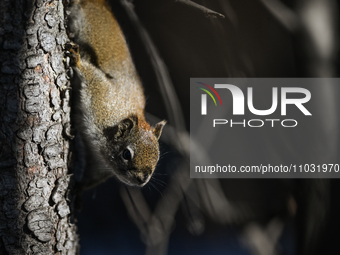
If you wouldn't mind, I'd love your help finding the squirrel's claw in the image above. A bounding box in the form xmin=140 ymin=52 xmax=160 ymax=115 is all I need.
xmin=65 ymin=42 xmax=81 ymax=68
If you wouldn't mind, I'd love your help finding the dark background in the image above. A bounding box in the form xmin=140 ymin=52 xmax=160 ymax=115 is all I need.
xmin=76 ymin=0 xmax=340 ymax=254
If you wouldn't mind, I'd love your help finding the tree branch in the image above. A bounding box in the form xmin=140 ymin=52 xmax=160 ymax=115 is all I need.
xmin=175 ymin=0 xmax=225 ymax=18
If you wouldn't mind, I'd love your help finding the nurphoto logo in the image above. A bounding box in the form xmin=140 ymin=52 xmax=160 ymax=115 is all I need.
xmin=198 ymin=82 xmax=312 ymax=128
xmin=196 ymin=82 xmax=222 ymax=115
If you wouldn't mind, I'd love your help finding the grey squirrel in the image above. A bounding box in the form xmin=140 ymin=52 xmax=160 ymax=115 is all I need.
xmin=66 ymin=0 xmax=165 ymax=189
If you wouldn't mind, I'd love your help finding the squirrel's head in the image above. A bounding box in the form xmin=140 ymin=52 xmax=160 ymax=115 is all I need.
xmin=102 ymin=115 xmax=166 ymax=186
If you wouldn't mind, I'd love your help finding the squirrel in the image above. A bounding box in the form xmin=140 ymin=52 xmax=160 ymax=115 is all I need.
xmin=66 ymin=0 xmax=166 ymax=189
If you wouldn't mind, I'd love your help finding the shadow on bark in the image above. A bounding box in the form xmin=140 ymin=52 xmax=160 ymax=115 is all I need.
xmin=0 ymin=0 xmax=78 ymax=254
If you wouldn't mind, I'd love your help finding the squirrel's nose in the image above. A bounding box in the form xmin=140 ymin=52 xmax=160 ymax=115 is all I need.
xmin=136 ymin=172 xmax=150 ymax=185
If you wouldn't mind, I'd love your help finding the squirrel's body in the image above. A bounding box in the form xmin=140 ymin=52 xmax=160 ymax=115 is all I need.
xmin=67 ymin=0 xmax=165 ymax=188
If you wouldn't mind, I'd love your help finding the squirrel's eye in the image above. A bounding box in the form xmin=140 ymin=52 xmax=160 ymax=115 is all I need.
xmin=122 ymin=149 xmax=132 ymax=161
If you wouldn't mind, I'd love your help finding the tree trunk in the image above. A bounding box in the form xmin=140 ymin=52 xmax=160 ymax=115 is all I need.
xmin=0 ymin=0 xmax=79 ymax=254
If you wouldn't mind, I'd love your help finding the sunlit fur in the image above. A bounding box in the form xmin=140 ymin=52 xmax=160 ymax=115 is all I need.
xmin=68 ymin=0 xmax=165 ymax=189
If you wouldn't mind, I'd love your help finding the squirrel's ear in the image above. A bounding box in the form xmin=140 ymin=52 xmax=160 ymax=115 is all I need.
xmin=116 ymin=117 xmax=135 ymax=138
xmin=104 ymin=117 xmax=135 ymax=140
xmin=153 ymin=120 xmax=166 ymax=140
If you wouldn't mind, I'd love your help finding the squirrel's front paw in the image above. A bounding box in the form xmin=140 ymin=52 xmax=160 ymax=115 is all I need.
xmin=65 ymin=42 xmax=81 ymax=68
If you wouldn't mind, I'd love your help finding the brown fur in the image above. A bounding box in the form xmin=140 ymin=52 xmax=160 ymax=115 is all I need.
xmin=67 ymin=0 xmax=165 ymax=188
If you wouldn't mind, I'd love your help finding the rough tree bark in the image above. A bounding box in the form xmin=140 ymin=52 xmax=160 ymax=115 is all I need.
xmin=0 ymin=0 xmax=78 ymax=254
